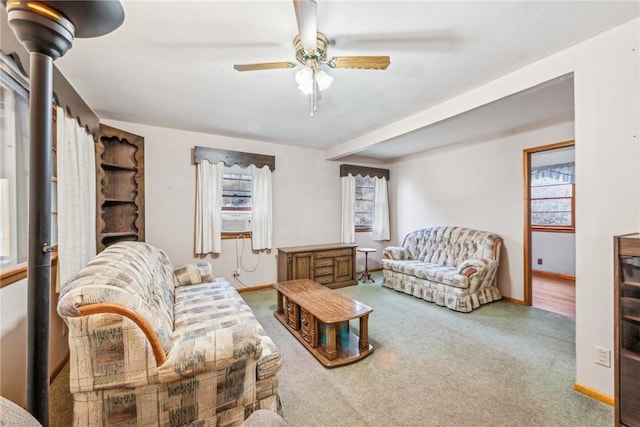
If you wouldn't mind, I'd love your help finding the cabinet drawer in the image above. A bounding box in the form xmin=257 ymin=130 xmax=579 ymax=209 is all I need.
xmin=314 ymin=248 xmax=353 ymax=259
xmin=314 ymin=275 xmax=334 ymax=284
xmin=285 ymin=297 xmax=300 ymax=330
xmin=314 ymin=258 xmax=333 ymax=268
xmin=315 ymin=266 xmax=333 ymax=276
xmin=300 ymin=308 xmax=318 ymax=347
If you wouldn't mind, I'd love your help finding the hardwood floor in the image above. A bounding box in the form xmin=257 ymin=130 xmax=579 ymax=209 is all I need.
xmin=532 ymin=272 xmax=576 ymax=319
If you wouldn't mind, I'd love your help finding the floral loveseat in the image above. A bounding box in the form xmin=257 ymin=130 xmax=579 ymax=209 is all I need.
xmin=382 ymin=226 xmax=503 ymax=312
xmin=57 ymin=242 xmax=281 ymax=426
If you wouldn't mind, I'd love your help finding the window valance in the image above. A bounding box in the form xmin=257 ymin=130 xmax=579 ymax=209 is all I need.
xmin=194 ymin=146 xmax=275 ymax=171
xmin=339 ymin=164 xmax=390 ymax=181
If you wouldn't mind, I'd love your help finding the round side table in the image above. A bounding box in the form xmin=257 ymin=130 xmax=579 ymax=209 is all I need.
xmin=357 ymin=247 xmax=377 ymax=283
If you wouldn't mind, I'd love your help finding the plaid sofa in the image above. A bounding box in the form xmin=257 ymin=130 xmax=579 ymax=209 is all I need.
xmin=57 ymin=242 xmax=282 ymax=426
xmin=382 ymin=226 xmax=503 ymax=313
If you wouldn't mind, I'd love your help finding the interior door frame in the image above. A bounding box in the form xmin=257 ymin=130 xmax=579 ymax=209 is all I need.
xmin=523 ymin=139 xmax=575 ymax=305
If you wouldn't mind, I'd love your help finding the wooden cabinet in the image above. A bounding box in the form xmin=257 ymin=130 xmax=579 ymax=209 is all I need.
xmin=277 ymin=243 xmax=357 ymax=289
xmin=96 ymin=124 xmax=145 ymax=252
xmin=614 ymin=233 xmax=640 ymax=427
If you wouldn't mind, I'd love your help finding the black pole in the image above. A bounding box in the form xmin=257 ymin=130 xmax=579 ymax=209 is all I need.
xmin=26 ymin=51 xmax=53 ymax=427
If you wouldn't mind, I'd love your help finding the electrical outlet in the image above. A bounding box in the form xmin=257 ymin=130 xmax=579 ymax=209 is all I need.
xmin=537 ymin=258 xmax=543 ymax=265
xmin=594 ymin=346 xmax=611 ymax=367
xmin=233 ymin=268 xmax=240 ymax=277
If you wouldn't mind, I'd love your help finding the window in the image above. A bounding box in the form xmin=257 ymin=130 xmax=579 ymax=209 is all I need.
xmin=355 ymin=174 xmax=374 ymax=231
xmin=222 ymin=166 xmax=251 ymax=211
xmin=222 ymin=165 xmax=252 ymax=235
xmin=530 ymin=162 xmax=575 ymax=231
xmin=1 ymin=65 xmax=29 ymax=269
xmin=193 ymin=146 xmax=275 ymax=251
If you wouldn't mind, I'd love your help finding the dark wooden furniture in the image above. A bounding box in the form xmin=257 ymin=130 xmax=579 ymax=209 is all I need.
xmin=95 ymin=124 xmax=145 ymax=252
xmin=273 ymin=279 xmax=373 ymax=367
xmin=357 ymin=247 xmax=377 ymax=283
xmin=277 ymin=243 xmax=357 ymax=289
xmin=614 ymin=233 xmax=640 ymax=427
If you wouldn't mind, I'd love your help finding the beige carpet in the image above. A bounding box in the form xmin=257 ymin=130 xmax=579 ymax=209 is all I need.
xmin=50 ymin=273 xmax=613 ymax=426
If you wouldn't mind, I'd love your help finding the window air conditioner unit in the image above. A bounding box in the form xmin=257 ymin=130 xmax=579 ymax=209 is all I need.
xmin=221 ymin=212 xmax=251 ymax=233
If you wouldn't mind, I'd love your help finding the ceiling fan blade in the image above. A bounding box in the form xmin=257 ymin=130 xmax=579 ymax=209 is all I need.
xmin=293 ymin=0 xmax=317 ymax=51
xmin=233 ymin=62 xmax=297 ymax=72
xmin=327 ymin=56 xmax=391 ymax=70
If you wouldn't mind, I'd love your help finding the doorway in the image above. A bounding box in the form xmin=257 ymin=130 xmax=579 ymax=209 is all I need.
xmin=523 ymin=141 xmax=575 ymax=318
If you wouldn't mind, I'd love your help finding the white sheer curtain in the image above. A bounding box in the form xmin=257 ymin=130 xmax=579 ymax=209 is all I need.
xmin=195 ymin=160 xmax=224 ymax=254
xmin=251 ymin=165 xmax=272 ymax=251
xmin=372 ymin=176 xmax=390 ymax=241
xmin=341 ymin=174 xmax=356 ymax=243
xmin=56 ymin=106 xmax=96 ymax=290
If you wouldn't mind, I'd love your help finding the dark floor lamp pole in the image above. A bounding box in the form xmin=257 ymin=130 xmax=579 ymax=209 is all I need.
xmin=26 ymin=50 xmax=54 ymax=425
xmin=5 ymin=2 xmax=124 ymax=425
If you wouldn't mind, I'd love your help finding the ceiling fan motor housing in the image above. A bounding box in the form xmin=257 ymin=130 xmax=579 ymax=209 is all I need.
xmin=294 ymin=32 xmax=328 ymax=67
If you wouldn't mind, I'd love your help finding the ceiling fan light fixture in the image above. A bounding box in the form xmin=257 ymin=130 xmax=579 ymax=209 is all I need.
xmin=295 ymin=67 xmax=314 ymax=95
xmin=315 ymin=70 xmax=333 ymax=91
xmin=295 ymin=66 xmax=333 ymax=96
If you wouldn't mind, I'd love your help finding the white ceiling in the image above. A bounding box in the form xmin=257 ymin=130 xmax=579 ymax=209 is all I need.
xmin=54 ymin=1 xmax=640 ymax=160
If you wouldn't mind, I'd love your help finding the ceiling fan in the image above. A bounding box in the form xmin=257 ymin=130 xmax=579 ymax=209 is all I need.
xmin=233 ymin=0 xmax=391 ymax=116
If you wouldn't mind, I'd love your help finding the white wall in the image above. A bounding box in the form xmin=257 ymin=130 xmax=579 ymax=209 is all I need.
xmin=571 ymin=18 xmax=639 ymax=396
xmin=103 ymin=120 xmax=389 ymax=286
xmin=531 ymin=231 xmax=576 ymax=275
xmin=389 ymin=18 xmax=640 ymax=396
xmin=0 ymin=278 xmax=28 ymax=406
xmin=0 ymin=272 xmax=68 ymax=407
xmin=389 ymin=121 xmax=574 ymax=302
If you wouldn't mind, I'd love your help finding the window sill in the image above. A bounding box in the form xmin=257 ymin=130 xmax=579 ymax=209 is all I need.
xmin=222 ymin=232 xmax=252 ymax=240
xmin=0 ymin=262 xmax=28 ymax=287
xmin=531 ymin=226 xmax=575 ymax=233
xmin=0 ymin=251 xmax=58 ymax=288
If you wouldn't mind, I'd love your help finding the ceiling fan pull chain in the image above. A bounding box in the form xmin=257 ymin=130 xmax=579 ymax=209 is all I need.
xmin=310 ymin=70 xmax=317 ymax=117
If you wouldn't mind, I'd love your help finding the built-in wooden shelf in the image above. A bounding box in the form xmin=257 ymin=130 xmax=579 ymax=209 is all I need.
xmin=101 ymin=162 xmax=138 ymax=171
xmin=96 ymin=124 xmax=145 ymax=253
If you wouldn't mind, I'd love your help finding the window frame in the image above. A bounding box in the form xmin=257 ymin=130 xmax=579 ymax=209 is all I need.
xmin=354 ymin=174 xmax=375 ymax=233
xmin=530 ymin=181 xmax=575 ymax=233
xmin=221 ymin=170 xmax=252 ymax=212
xmin=221 ymin=166 xmax=252 ymax=240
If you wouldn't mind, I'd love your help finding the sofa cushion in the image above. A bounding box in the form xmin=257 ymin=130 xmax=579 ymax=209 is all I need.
xmin=174 ymin=262 xmax=215 ymax=287
xmin=413 ymin=265 xmax=469 ymax=289
xmin=381 ymin=259 xmax=431 ymax=276
xmin=173 ymin=279 xmax=282 ymax=379
xmin=382 ymin=260 xmax=469 ymax=289
xmin=417 ymin=227 xmax=501 ymax=267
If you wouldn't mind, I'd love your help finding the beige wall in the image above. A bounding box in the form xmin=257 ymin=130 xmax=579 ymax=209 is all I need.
xmin=0 ymin=271 xmax=68 ymax=407
xmin=389 ymin=121 xmax=574 ymax=301
xmin=571 ymin=18 xmax=639 ymax=395
xmin=103 ymin=120 xmax=389 ymax=285
xmin=389 ymin=17 xmax=640 ymax=397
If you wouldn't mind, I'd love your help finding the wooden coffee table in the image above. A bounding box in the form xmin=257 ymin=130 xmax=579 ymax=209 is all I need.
xmin=273 ymin=279 xmax=373 ymax=367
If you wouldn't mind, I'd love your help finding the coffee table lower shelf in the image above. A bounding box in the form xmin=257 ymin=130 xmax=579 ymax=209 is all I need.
xmin=274 ymin=311 xmax=374 ymax=368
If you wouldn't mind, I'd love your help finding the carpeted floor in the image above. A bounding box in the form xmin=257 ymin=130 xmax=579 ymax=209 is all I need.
xmin=50 ymin=273 xmax=613 ymax=426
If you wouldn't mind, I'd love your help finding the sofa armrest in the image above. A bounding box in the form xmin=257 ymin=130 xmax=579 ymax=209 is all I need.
xmin=158 ymin=326 xmax=262 ymax=383
xmin=77 ymin=303 xmax=168 ymax=366
xmin=174 ymin=262 xmax=214 ymax=287
xmin=457 ymin=257 xmax=497 ymax=278
xmin=383 ymin=246 xmax=411 ymax=260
